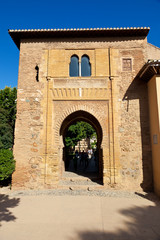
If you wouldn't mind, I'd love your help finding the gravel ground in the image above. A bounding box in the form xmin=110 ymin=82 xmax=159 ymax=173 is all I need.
xmin=0 ymin=187 xmax=158 ymax=202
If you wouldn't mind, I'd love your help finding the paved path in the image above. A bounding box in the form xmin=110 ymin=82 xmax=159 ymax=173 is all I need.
xmin=0 ymin=191 xmax=160 ymax=240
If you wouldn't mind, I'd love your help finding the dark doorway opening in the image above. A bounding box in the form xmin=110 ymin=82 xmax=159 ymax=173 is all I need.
xmin=60 ymin=110 xmax=103 ymax=184
xmin=64 ymin=121 xmax=98 ymax=175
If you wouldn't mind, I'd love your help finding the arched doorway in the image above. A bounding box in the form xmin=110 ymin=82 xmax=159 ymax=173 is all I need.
xmin=60 ymin=110 xmax=103 ymax=183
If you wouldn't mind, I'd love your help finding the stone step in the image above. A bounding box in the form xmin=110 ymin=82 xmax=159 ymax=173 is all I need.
xmin=62 ymin=173 xmax=101 ymax=181
xmin=61 ymin=176 xmax=101 ymax=182
xmin=57 ymin=184 xmax=104 ymax=191
xmin=60 ymin=178 xmax=102 ymax=184
xmin=58 ymin=177 xmax=103 ymax=191
xmin=62 ymin=171 xmax=99 ymax=179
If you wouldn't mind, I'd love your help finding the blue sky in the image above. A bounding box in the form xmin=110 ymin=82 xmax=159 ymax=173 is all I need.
xmin=0 ymin=0 xmax=160 ymax=89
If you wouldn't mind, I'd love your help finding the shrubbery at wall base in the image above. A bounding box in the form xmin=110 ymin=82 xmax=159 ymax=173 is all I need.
xmin=0 ymin=149 xmax=15 ymax=181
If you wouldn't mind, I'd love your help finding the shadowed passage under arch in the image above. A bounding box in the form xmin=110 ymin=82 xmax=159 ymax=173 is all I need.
xmin=60 ymin=110 xmax=103 ymax=180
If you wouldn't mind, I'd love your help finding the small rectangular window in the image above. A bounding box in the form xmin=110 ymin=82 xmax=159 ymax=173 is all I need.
xmin=122 ymin=58 xmax=132 ymax=71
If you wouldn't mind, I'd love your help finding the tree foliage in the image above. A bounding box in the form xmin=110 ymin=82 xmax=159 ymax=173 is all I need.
xmin=65 ymin=121 xmax=96 ymax=148
xmin=0 ymin=87 xmax=17 ymax=182
xmin=0 ymin=149 xmax=15 ymax=180
xmin=0 ymin=87 xmax=17 ymax=149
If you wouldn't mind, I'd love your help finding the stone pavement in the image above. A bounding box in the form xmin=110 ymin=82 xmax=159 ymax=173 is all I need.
xmin=0 ymin=190 xmax=160 ymax=240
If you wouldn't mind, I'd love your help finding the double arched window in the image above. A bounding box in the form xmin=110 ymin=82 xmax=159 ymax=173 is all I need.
xmin=69 ymin=55 xmax=91 ymax=77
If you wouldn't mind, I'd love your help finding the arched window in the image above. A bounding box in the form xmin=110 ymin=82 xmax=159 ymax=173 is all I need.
xmin=69 ymin=55 xmax=79 ymax=77
xmin=81 ymin=55 xmax=91 ymax=77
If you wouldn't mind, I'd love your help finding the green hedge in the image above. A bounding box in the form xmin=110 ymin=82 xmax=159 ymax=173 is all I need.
xmin=0 ymin=149 xmax=15 ymax=181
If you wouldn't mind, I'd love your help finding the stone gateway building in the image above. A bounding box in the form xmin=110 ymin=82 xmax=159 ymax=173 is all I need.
xmin=9 ymin=27 xmax=160 ymax=197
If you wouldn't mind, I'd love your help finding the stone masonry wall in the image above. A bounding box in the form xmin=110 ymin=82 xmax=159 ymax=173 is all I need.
xmin=116 ymin=48 xmax=153 ymax=190
xmin=12 ymin=36 xmax=153 ymax=190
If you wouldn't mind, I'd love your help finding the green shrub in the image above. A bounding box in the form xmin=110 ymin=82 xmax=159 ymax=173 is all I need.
xmin=0 ymin=149 xmax=15 ymax=181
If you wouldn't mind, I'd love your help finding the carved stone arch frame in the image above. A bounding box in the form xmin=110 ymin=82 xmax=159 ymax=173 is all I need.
xmin=44 ymin=78 xmax=119 ymax=187
xmin=55 ymin=104 xmax=106 ymax=143
xmin=51 ymin=102 xmax=110 ymax=184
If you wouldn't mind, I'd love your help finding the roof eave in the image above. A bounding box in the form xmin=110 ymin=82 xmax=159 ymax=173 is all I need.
xmin=137 ymin=60 xmax=160 ymax=82
xmin=8 ymin=27 xmax=150 ymax=50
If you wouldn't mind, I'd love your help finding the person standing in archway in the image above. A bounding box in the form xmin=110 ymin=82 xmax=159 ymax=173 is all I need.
xmin=84 ymin=150 xmax=89 ymax=168
xmin=80 ymin=150 xmax=85 ymax=166
xmin=74 ymin=150 xmax=79 ymax=171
